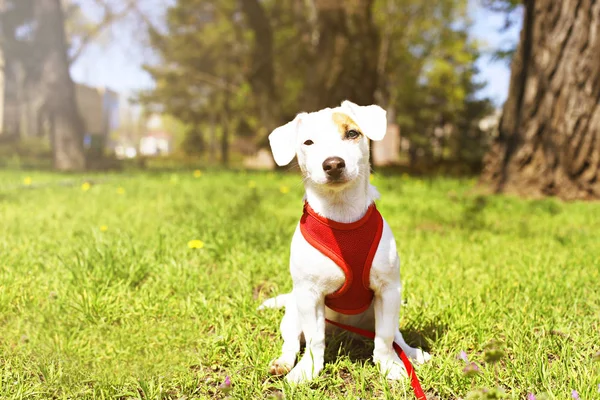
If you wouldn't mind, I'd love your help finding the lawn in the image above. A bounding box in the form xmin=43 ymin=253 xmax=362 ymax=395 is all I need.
xmin=0 ymin=169 xmax=599 ymax=399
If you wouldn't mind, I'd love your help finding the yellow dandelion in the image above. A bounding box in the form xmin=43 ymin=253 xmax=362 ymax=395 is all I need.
xmin=81 ymin=182 xmax=91 ymax=191
xmin=116 ymin=187 xmax=125 ymax=195
xmin=280 ymin=185 xmax=290 ymax=194
xmin=370 ymin=174 xmax=375 ymax=182
xmin=248 ymin=180 xmax=257 ymax=188
xmin=23 ymin=177 xmax=32 ymax=186
xmin=188 ymin=239 xmax=204 ymax=249
xmin=193 ymin=170 xmax=202 ymax=178
xmin=100 ymin=225 xmax=108 ymax=232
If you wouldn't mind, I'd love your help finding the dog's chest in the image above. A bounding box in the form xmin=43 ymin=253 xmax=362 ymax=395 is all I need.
xmin=298 ymin=203 xmax=383 ymax=314
xmin=290 ymin=225 xmax=346 ymax=294
xmin=289 ymin=216 xmax=399 ymax=299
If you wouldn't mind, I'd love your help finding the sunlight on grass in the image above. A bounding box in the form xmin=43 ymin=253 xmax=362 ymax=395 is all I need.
xmin=0 ymin=170 xmax=598 ymax=399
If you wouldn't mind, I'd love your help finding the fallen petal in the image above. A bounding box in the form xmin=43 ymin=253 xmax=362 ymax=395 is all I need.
xmin=462 ymin=362 xmax=480 ymax=376
xmin=218 ymin=375 xmax=232 ymax=392
xmin=457 ymin=350 xmax=469 ymax=363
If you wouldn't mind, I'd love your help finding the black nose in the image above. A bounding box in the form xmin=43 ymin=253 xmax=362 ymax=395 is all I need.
xmin=322 ymin=156 xmax=346 ymax=180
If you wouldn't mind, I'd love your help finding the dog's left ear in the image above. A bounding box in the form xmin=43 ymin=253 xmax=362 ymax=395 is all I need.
xmin=268 ymin=113 xmax=306 ymax=166
xmin=340 ymin=100 xmax=387 ymax=141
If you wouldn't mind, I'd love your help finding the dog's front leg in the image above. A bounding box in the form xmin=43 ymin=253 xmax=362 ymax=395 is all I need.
xmin=373 ymin=283 xmax=408 ymax=380
xmin=285 ymin=286 xmax=326 ymax=384
xmin=269 ymin=294 xmax=301 ymax=375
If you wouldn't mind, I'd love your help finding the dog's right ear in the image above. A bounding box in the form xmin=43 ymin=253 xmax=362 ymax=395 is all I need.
xmin=268 ymin=113 xmax=306 ymax=166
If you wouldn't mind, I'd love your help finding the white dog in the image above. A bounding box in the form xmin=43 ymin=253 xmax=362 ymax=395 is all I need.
xmin=259 ymin=100 xmax=431 ymax=384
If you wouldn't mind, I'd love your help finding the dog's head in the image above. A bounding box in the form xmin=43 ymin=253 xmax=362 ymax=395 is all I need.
xmin=268 ymin=100 xmax=386 ymax=190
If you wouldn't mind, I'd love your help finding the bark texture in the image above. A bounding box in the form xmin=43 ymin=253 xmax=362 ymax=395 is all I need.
xmin=481 ymin=0 xmax=600 ymax=200
xmin=35 ymin=0 xmax=86 ymax=171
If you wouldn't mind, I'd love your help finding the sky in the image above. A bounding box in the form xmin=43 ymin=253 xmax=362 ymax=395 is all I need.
xmin=468 ymin=0 xmax=522 ymax=106
xmin=70 ymin=0 xmax=522 ymax=108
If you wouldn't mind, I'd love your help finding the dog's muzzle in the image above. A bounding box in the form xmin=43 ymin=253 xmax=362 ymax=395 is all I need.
xmin=322 ymin=156 xmax=346 ymax=181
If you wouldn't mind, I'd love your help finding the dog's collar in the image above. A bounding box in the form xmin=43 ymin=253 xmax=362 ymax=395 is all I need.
xmin=302 ymin=201 xmax=376 ymax=230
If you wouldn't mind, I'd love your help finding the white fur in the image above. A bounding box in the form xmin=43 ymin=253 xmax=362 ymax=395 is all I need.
xmin=262 ymin=100 xmax=431 ymax=384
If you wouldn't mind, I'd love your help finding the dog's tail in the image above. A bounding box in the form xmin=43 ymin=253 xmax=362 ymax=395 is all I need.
xmin=257 ymin=293 xmax=290 ymax=310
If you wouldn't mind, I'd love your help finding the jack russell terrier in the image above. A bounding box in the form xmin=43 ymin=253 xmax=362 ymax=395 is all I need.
xmin=259 ymin=100 xmax=431 ymax=384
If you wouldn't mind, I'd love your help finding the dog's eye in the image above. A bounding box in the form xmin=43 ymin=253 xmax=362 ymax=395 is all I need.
xmin=303 ymin=140 xmax=314 ymax=146
xmin=345 ymin=129 xmax=360 ymax=139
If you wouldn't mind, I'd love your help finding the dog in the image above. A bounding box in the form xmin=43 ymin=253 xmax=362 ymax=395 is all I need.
xmin=259 ymin=100 xmax=431 ymax=384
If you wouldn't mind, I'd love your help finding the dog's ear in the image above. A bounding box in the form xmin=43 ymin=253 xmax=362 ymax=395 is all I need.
xmin=340 ymin=100 xmax=387 ymax=141
xmin=268 ymin=113 xmax=306 ymax=166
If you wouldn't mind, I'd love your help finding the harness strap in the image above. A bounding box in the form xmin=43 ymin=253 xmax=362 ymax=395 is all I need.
xmin=325 ymin=318 xmax=427 ymax=400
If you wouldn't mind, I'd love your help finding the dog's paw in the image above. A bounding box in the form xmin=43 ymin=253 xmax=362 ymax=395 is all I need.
xmin=268 ymin=358 xmax=294 ymax=376
xmin=413 ymin=349 xmax=431 ymax=364
xmin=285 ymin=357 xmax=323 ymax=384
xmin=376 ymin=358 xmax=408 ymax=380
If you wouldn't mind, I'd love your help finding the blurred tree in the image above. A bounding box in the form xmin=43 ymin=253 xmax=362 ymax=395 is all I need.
xmin=297 ymin=0 xmax=380 ymax=111
xmin=0 ymin=0 xmax=136 ymax=169
xmin=34 ymin=0 xmax=86 ymax=170
xmin=1 ymin=0 xmax=86 ymax=169
xmin=0 ymin=5 xmax=5 ymax=136
xmin=481 ymin=0 xmax=600 ymax=199
xmin=64 ymin=0 xmax=137 ymax=64
xmin=0 ymin=46 xmax=4 ymax=137
xmin=375 ymin=0 xmax=493 ymax=168
xmin=140 ymin=0 xmax=244 ymax=164
xmin=142 ymin=0 xmax=492 ymax=168
xmin=480 ymin=0 xmax=522 ymax=63
xmin=0 ymin=0 xmax=35 ymax=140
xmin=142 ymin=0 xmax=384 ymax=159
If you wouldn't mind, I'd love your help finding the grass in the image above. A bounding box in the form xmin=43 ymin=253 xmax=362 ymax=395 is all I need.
xmin=0 ymin=168 xmax=599 ymax=399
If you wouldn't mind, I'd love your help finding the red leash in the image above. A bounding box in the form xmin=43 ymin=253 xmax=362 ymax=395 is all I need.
xmin=326 ymin=318 xmax=427 ymax=400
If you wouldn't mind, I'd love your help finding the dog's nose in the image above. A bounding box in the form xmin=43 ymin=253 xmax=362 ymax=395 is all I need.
xmin=322 ymin=157 xmax=346 ymax=179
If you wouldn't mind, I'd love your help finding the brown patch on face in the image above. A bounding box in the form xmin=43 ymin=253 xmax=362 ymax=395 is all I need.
xmin=332 ymin=112 xmax=362 ymax=140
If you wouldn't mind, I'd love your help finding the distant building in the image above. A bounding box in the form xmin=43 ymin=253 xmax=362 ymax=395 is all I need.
xmin=76 ymin=85 xmax=119 ymax=138
xmin=76 ymin=85 xmax=119 ymax=155
xmin=243 ymin=148 xmax=275 ymax=170
xmin=479 ymin=109 xmax=502 ymax=137
xmin=138 ymin=113 xmax=173 ymax=156
xmin=372 ymin=123 xmax=401 ymax=166
xmin=140 ymin=131 xmax=171 ymax=156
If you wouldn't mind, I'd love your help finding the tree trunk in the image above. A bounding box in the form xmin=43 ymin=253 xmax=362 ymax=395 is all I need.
xmin=183 ymin=123 xmax=205 ymax=156
xmin=221 ymin=89 xmax=230 ymax=167
xmin=239 ymin=0 xmax=281 ymax=134
xmin=301 ymin=0 xmax=380 ymax=112
xmin=0 ymin=40 xmax=4 ymax=135
xmin=208 ymin=113 xmax=216 ymax=164
xmin=221 ymin=124 xmax=229 ymax=167
xmin=35 ymin=0 xmax=86 ymax=171
xmin=481 ymin=0 xmax=600 ymax=200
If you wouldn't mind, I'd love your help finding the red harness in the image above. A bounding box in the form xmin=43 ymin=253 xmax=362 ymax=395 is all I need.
xmin=299 ymin=201 xmax=383 ymax=314
xmin=298 ymin=201 xmax=426 ymax=400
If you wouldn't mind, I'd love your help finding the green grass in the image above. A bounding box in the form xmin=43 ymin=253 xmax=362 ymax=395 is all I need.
xmin=0 ymin=169 xmax=599 ymax=399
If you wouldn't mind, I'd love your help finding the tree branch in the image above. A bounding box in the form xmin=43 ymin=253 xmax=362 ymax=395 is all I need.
xmin=68 ymin=0 xmax=136 ymax=64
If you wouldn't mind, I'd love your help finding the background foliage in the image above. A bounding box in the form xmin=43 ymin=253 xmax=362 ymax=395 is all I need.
xmin=140 ymin=0 xmax=494 ymax=167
